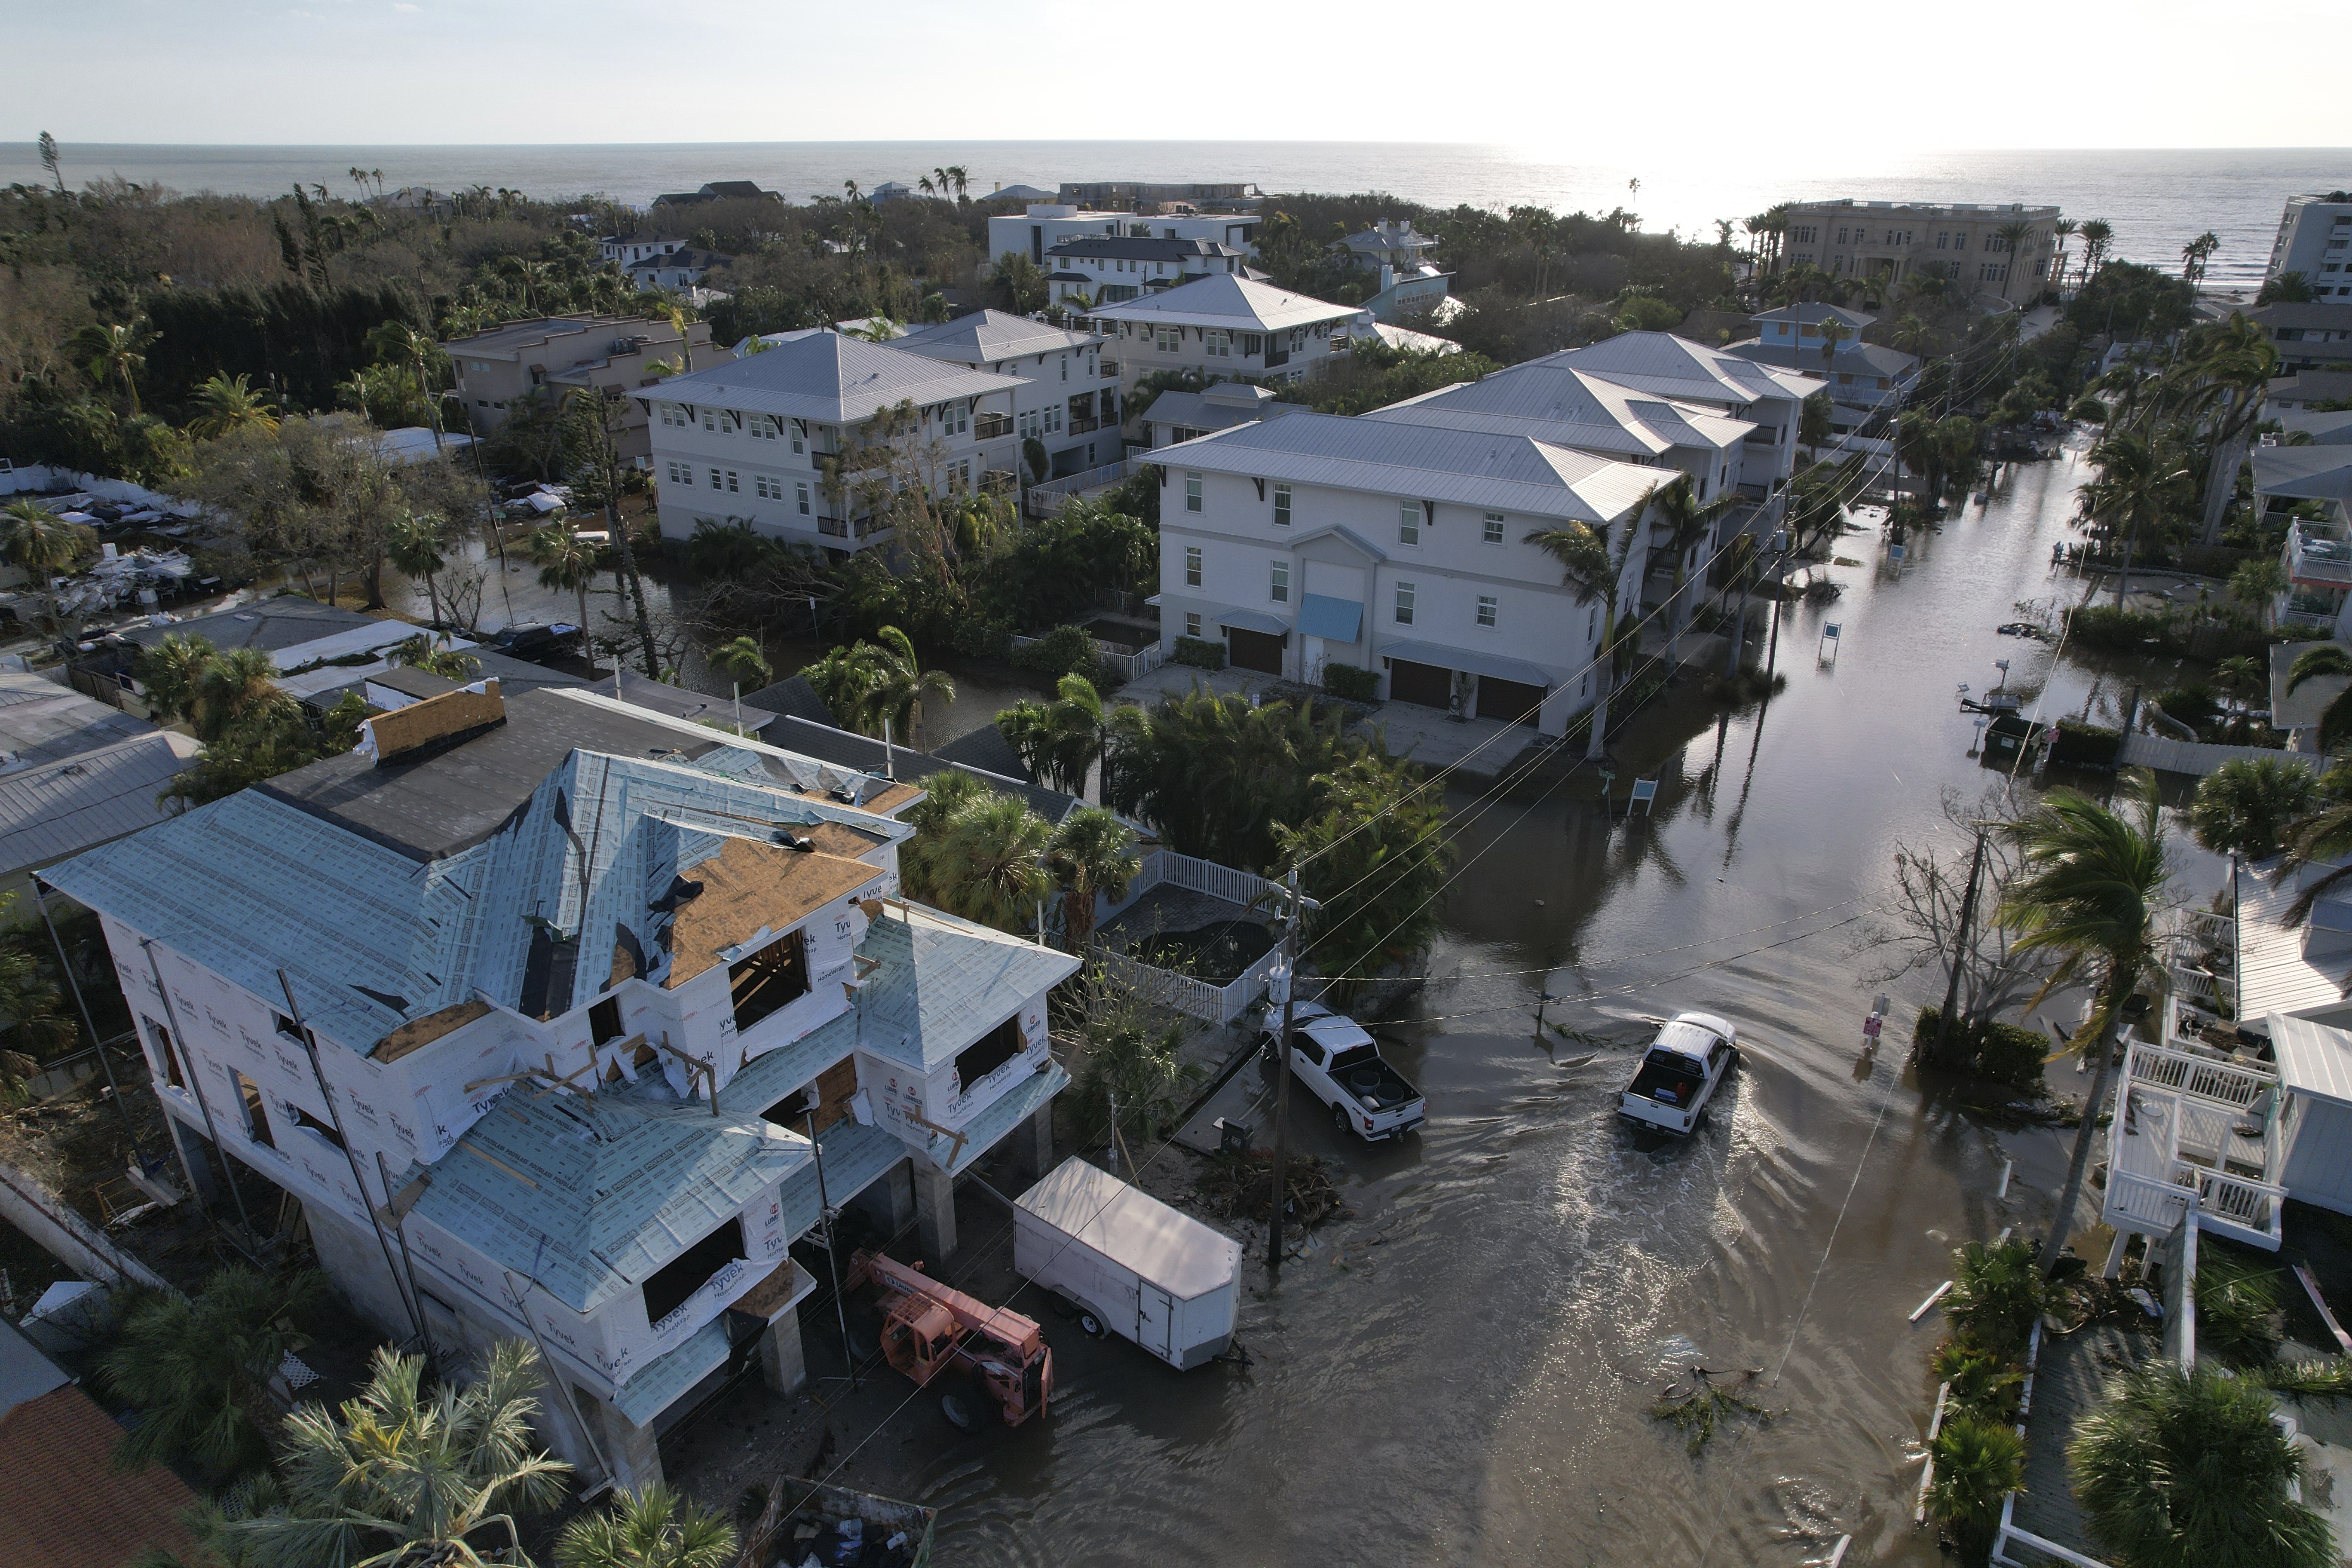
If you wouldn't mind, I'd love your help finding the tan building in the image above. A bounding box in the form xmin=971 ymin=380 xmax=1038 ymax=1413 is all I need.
xmin=441 ymin=314 xmax=730 ymax=463
xmin=1779 ymin=200 xmax=2061 ymax=303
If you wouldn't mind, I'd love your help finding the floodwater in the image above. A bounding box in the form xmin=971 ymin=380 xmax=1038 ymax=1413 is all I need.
xmin=802 ymin=436 xmax=2230 ymax=1566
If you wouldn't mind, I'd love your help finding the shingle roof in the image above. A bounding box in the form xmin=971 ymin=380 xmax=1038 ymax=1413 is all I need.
xmin=616 ymin=669 xmax=780 ymax=737
xmin=0 ymin=1378 xmax=199 ymax=1568
xmin=1534 ymin=331 xmax=1820 ymax=407
xmin=893 ymin=309 xmax=1097 ymax=365
xmin=1087 ymin=274 xmax=1363 ymax=333
xmin=639 ymin=333 xmax=1023 ymax=424
xmin=738 ymin=675 xmax=838 ymax=729
xmin=931 ymin=723 xmax=1035 ymax=783
xmin=856 ymin=907 xmax=1079 ymax=1069
xmin=1154 ymin=410 xmax=1662 ymax=524
xmin=1365 ymin=363 xmax=1754 ymax=457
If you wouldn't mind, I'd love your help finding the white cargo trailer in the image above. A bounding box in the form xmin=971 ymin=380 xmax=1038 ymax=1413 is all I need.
xmin=1014 ymin=1157 xmax=1242 ymax=1370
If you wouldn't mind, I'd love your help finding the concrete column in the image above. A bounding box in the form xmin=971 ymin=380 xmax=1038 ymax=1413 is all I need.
xmin=591 ymin=1396 xmax=663 ymax=1490
xmin=165 ymin=1116 xmax=218 ymax=1202
xmin=758 ymin=1308 xmax=807 ymax=1395
xmin=913 ymin=1158 xmax=958 ymax=1261
xmin=1013 ymin=1100 xmax=1054 ymax=1186
xmin=850 ymin=1158 xmax=916 ymax=1236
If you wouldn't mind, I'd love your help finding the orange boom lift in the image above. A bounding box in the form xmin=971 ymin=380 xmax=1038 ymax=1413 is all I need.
xmin=845 ymin=1250 xmax=1054 ymax=1427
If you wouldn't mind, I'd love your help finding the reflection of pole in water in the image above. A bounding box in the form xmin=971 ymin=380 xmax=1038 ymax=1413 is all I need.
xmin=1719 ymin=689 xmax=1775 ymax=870
xmin=1697 ymin=711 xmax=1731 ymax=818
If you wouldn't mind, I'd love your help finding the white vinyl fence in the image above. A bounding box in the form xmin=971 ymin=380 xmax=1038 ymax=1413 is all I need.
xmin=1092 ymin=850 xmax=1286 ymax=1025
xmin=2116 ymin=734 xmax=2324 ymax=778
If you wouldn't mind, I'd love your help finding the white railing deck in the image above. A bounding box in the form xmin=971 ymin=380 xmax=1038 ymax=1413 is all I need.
xmin=2106 ymin=1040 xmax=2287 ymax=1250
xmin=1091 ymin=850 xmax=1287 ymax=1025
xmin=2124 ymin=1035 xmax=2276 ymax=1109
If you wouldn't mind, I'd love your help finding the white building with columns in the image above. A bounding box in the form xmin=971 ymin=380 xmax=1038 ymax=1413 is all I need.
xmin=42 ymin=683 xmax=1075 ymax=1491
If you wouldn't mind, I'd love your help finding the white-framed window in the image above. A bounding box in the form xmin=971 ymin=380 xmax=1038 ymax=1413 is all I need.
xmin=661 ymin=404 xmax=685 ymax=427
xmin=1185 ymin=473 xmax=1203 ymax=513
xmin=1270 ymin=560 xmax=1288 ymax=603
xmin=1185 ymin=545 xmax=1203 ymax=587
xmin=1587 ymin=606 xmax=1598 ymax=639
xmin=790 ymin=423 xmax=805 ymax=454
xmin=723 ymin=470 xmax=739 ymax=493
xmin=750 ymin=416 xmax=774 ymax=440
xmin=796 ymin=482 xmax=812 ymax=515
xmin=1018 ymin=409 xmax=1037 ymax=440
xmin=1476 ymin=595 xmax=1498 ymax=628
xmin=1044 ymin=404 xmax=1062 ymax=434
xmin=1273 ymin=482 xmax=1292 ymax=526
xmin=1394 ymin=582 xmax=1415 ymax=625
xmin=942 ymin=402 xmax=968 ymax=437
xmin=1157 ymin=325 xmax=1181 ymax=352
xmin=666 ymin=460 xmax=688 ymax=485
xmin=1205 ymin=329 xmax=1231 ymax=358
xmin=708 ymin=467 xmax=723 ymax=489
xmin=1289 ymin=328 xmax=1305 ymax=353
xmin=1398 ymin=502 xmax=1420 ymax=545
xmin=701 ymin=410 xmax=719 ymax=431
xmin=754 ymin=475 xmax=778 ymax=499
xmin=1060 ymin=355 xmax=1069 ymax=381
xmin=1483 ymin=511 xmax=1505 ymax=544
xmin=1185 ymin=611 xmax=1202 ymax=638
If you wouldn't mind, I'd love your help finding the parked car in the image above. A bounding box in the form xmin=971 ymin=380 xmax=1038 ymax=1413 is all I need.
xmin=1262 ymin=1001 xmax=1426 ymax=1142
xmin=1618 ymin=1012 xmax=1738 ymax=1136
xmin=487 ymin=622 xmax=581 ymax=661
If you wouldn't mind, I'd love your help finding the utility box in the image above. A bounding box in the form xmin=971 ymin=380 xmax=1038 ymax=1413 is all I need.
xmin=1014 ymin=1156 xmax=1241 ymax=1370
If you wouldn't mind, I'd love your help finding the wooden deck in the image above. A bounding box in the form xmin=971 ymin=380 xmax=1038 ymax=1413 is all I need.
xmin=2006 ymin=1323 xmax=2148 ymax=1564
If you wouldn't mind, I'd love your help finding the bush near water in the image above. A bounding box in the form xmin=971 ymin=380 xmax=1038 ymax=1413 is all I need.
xmin=1914 ymin=1006 xmax=2047 ymax=1093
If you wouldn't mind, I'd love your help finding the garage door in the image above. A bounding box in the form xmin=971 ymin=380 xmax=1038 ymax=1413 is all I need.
xmin=1476 ymin=675 xmax=1547 ymax=726
xmin=1227 ymin=627 xmax=1285 ymax=675
xmin=1388 ymin=658 xmax=1452 ymax=709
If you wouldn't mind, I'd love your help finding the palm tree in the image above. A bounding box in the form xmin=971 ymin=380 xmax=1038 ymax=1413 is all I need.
xmin=187 ymin=374 xmax=280 ymax=441
xmin=1998 ymin=774 xmax=2170 ymax=1276
xmin=1046 ymin=805 xmax=1139 ymax=952
xmin=0 ymin=499 xmax=95 ymax=634
xmin=988 ymin=252 xmax=1047 ymax=315
xmin=2077 ymin=219 xmax=2114 ymax=289
xmin=1926 ymin=1416 xmax=2028 ymax=1558
xmin=0 ymin=933 xmax=71 ymax=1101
xmin=137 ymin=634 xmax=218 ymax=725
xmin=365 ymin=323 xmax=450 ymax=452
xmin=2079 ymin=429 xmax=2190 ymax=606
xmin=2191 ymin=758 xmax=2318 ymax=858
xmin=998 ymin=673 xmax=1126 ymax=798
xmin=526 ymin=524 xmax=600 ymax=646
xmin=386 ymin=510 xmax=450 ymax=626
xmin=916 ymin=792 xmax=1051 ymax=934
xmin=2155 ymin=313 xmax=2278 ymax=545
xmin=807 ymin=627 xmax=954 ymax=748
xmin=98 ymin=1266 xmax=327 ymax=1482
xmin=195 ymin=646 xmax=299 ymax=746
xmin=2181 ymin=230 xmax=2221 ymax=288
xmin=2288 ymin=646 xmax=2352 ymax=752
xmin=1941 ymin=1235 xmax=2044 ymax=1354
xmin=1995 ymin=220 xmax=2037 ymax=303
xmin=1648 ymin=474 xmax=1742 ymax=668
xmin=2050 ymin=218 xmax=2078 ymax=294
xmin=946 ymin=165 xmax=970 ymax=202
xmin=2069 ymin=1360 xmax=2334 ymax=1568
xmin=555 ymin=1485 xmax=736 ymax=1568
xmin=388 ymin=633 xmax=482 ymax=681
xmin=220 ymin=1340 xmax=571 ymax=1568
xmin=1528 ymin=503 xmax=1648 ymax=760
xmin=70 ymin=318 xmax=154 ymax=413
xmin=709 ymin=634 xmax=771 ymax=690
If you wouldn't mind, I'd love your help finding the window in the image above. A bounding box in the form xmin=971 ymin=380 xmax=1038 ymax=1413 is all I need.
xmin=291 ymin=1103 xmax=345 ymax=1150
xmin=1060 ymin=355 xmax=1069 ymax=381
xmin=750 ymin=416 xmax=774 ymax=440
xmin=708 ymin=467 xmax=723 ymax=489
xmin=724 ymin=470 xmax=739 ymax=493
xmin=661 ymin=404 xmax=684 ymax=427
xmin=791 ymin=423 xmax=805 ymax=454
xmin=641 ymin=1216 xmax=747 ymax=1326
xmin=1289 ymin=328 xmax=1305 ymax=353
xmin=143 ymin=1017 xmax=183 ymax=1090
xmin=941 ymin=402 xmax=968 ymax=437
xmin=1205 ymin=329 xmax=1231 ymax=358
xmin=1044 ymin=404 xmax=1062 ymax=435
xmin=590 ymin=995 xmax=626 ymax=1046
xmin=954 ymin=1015 xmax=1026 ymax=1095
xmin=1483 ymin=512 xmax=1505 ymax=545
xmin=233 ymin=1070 xmax=275 ymax=1150
xmin=1157 ymin=325 xmax=1181 ymax=352
xmin=1398 ymin=502 xmax=1420 ymax=545
xmin=753 ymin=475 xmax=777 ymax=500
xmin=1476 ymin=595 xmax=1498 ymax=628
xmin=1185 ymin=545 xmax=1203 ymax=587
xmin=1273 ymin=483 xmax=1292 ymax=527
xmin=1185 ymin=473 xmax=1203 ymax=513
xmin=796 ymin=482 xmax=812 ymax=515
xmin=702 ymin=410 xmax=718 ymax=431
xmin=274 ymin=1011 xmax=306 ymax=1044
xmin=1588 ymin=606 xmax=1598 ymax=638
xmin=1185 ymin=611 xmax=1202 ymax=638
xmin=1270 ymin=560 xmax=1289 ymax=602
xmin=666 ymin=460 xmax=687 ymax=485
xmin=729 ymin=929 xmax=809 ymax=1033
xmin=1394 ymin=581 xmax=1415 ymax=625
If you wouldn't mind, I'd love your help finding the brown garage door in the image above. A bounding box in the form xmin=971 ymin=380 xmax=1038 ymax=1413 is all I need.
xmin=1388 ymin=658 xmax=1452 ymax=709
xmin=1227 ymin=627 xmax=1285 ymax=675
xmin=1475 ymin=675 xmax=1547 ymax=726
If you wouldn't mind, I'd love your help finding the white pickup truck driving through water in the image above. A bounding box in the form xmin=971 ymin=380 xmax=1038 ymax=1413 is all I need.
xmin=1263 ymin=1001 xmax=1427 ymax=1142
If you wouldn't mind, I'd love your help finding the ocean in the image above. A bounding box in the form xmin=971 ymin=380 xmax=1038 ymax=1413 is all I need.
xmin=5 ymin=141 xmax=2349 ymax=292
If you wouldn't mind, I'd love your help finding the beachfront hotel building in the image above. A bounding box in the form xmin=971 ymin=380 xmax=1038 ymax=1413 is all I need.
xmin=1777 ymin=200 xmax=2061 ymax=303
xmin=2267 ymin=193 xmax=2352 ymax=302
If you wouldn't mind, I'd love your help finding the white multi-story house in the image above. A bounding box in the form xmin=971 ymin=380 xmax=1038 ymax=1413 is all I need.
xmin=1087 ymin=275 xmax=1367 ymax=395
xmin=890 ymin=311 xmax=1121 ymax=479
xmin=43 ymin=683 xmax=1078 ymax=1491
xmin=1043 ymin=236 xmax=1251 ymax=304
xmin=1336 ymin=220 xmax=1454 ymax=323
xmin=1723 ymin=303 xmax=1919 ymax=432
xmin=987 ymin=203 xmax=1260 ymax=268
xmin=1531 ymin=331 xmax=1821 ymax=490
xmin=639 ymin=332 xmax=1025 ymax=556
xmin=1153 ymin=413 xmax=1661 ymax=730
xmin=2266 ymin=193 xmax=2352 ymax=303
xmin=623 ymin=248 xmax=727 ymax=293
xmin=600 ymin=233 xmax=691 ymax=266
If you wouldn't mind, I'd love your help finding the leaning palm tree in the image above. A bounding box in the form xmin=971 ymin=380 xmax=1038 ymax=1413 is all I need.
xmin=861 ymin=625 xmax=954 ymax=749
xmin=2069 ymin=1360 xmax=2334 ymax=1568
xmin=525 ymin=524 xmax=600 ymax=643
xmin=187 ymin=373 xmax=280 ymax=441
xmin=1528 ymin=501 xmax=1649 ymax=760
xmin=221 ymin=1340 xmax=571 ymax=1568
xmin=2076 ymin=219 xmax=2114 ymax=289
xmin=98 ymin=1266 xmax=327 ymax=1483
xmin=555 ymin=1484 xmax=736 ymax=1568
xmin=1998 ymin=773 xmax=2170 ymax=1276
xmin=709 ymin=634 xmax=771 ymax=690
xmin=2079 ymin=429 xmax=2190 ymax=607
xmin=2284 ymin=646 xmax=2352 ymax=753
xmin=70 ymin=317 xmax=155 ymax=412
xmin=385 ymin=510 xmax=451 ymax=626
xmin=1648 ymin=474 xmax=1742 ymax=668
xmin=0 ymin=499 xmax=95 ymax=634
xmin=1047 ymin=805 xmax=1140 ymax=952
xmin=998 ymin=673 xmax=1117 ymax=797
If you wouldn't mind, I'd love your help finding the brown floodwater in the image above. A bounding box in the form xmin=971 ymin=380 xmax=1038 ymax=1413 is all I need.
xmin=783 ymin=435 xmax=2233 ymax=1568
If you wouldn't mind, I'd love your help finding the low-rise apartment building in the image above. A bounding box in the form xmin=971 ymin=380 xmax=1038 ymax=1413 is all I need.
xmin=624 ymin=248 xmax=727 ymax=292
xmin=2252 ymin=301 xmax=2352 ymax=377
xmin=2266 ymin=193 xmax=2352 ymax=302
xmin=1087 ymin=275 xmax=1366 ymax=395
xmin=988 ymin=204 xmax=1259 ymax=268
xmin=1154 ymin=413 xmax=1660 ymax=731
xmin=891 ymin=311 xmax=1120 ymax=479
xmin=639 ymin=332 xmax=1025 ymax=556
xmin=1043 ymin=236 xmax=1251 ymax=304
xmin=1778 ymin=199 xmax=2060 ymax=302
xmin=1724 ymin=303 xmax=1918 ymax=431
xmin=43 ymin=683 xmax=1078 ymax=1491
xmin=441 ymin=315 xmax=728 ymax=463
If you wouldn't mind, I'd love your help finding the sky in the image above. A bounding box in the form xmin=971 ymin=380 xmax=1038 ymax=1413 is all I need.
xmin=6 ymin=0 xmax=2346 ymax=156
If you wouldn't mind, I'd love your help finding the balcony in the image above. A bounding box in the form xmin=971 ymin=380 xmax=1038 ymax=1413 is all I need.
xmin=974 ymin=413 xmax=1014 ymax=441
xmin=2104 ymin=1034 xmax=2285 ymax=1251
xmin=2288 ymin=522 xmax=2352 ymax=587
xmin=817 ymin=517 xmax=848 ymax=538
xmin=1263 ymin=348 xmax=1290 ymax=368
xmin=1099 ymin=361 xmax=1120 ymax=380
xmin=1068 ymin=415 xmax=1101 ymax=435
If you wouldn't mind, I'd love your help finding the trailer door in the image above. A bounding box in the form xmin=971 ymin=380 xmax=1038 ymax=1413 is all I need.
xmin=1137 ymin=1281 xmax=1176 ymax=1362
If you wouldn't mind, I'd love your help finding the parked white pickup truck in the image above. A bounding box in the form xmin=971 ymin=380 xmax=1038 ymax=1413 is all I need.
xmin=1618 ymin=1012 xmax=1739 ymax=1135
xmin=1263 ymin=1002 xmax=1427 ymax=1142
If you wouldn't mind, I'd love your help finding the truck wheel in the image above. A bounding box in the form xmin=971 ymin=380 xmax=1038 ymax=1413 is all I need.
xmin=1332 ymin=1102 xmax=1351 ymax=1137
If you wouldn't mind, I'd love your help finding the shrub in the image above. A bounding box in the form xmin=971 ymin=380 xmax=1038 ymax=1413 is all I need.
xmin=1012 ymin=624 xmax=1101 ymax=682
xmin=1171 ymin=635 xmax=1226 ymax=671
xmin=2151 ymin=684 xmax=2220 ymax=733
xmin=948 ymin=609 xmax=1009 ymax=660
xmin=1322 ymin=662 xmax=1379 ymax=701
xmin=1926 ymin=1415 xmax=2027 ymax=1556
xmin=2048 ymin=721 xmax=2120 ymax=770
xmin=1912 ymin=1006 xmax=2048 ymax=1093
xmin=1942 ymin=1237 xmax=2044 ymax=1357
xmin=1933 ymin=1339 xmax=2025 ymax=1425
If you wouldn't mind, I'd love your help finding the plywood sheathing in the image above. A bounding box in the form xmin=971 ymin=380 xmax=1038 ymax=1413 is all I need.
xmin=373 ymin=997 xmax=493 ymax=1061
xmin=662 ymin=836 xmax=881 ymax=990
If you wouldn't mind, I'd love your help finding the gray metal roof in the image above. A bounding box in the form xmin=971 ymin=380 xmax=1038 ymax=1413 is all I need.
xmin=2268 ymin=1013 xmax=2352 ymax=1106
xmin=893 ymin=309 xmax=1098 ymax=365
xmin=855 ymin=906 xmax=1079 ymax=1069
xmin=1723 ymin=340 xmax=1919 ymax=382
xmin=1087 ymin=274 xmax=1362 ymax=333
xmin=1750 ymin=302 xmax=1876 ymax=329
xmin=1366 ymin=363 xmax=1753 ymax=457
xmin=616 ymin=670 xmax=779 ymax=737
xmin=2279 ymin=410 xmax=2352 ymax=445
xmin=0 ymin=732 xmax=186 ymax=878
xmin=2235 ymin=858 xmax=2352 ymax=1021
xmin=1153 ymin=410 xmax=1661 ymax=524
xmin=2252 ymin=446 xmax=2352 ymax=504
xmin=1534 ymin=331 xmax=1820 ymax=409
xmin=438 ymin=314 xmax=671 ymax=360
xmin=2271 ymin=369 xmax=2352 ymax=401
xmin=1143 ymin=389 xmax=1270 ymax=435
xmin=757 ymin=713 xmax=1084 ymax=824
xmin=0 ymin=1316 xmax=70 ymax=1418
xmin=108 ymin=594 xmax=382 ymax=655
xmin=641 ymin=333 xmax=1022 ymax=425
xmin=0 ymin=672 xmax=163 ymax=765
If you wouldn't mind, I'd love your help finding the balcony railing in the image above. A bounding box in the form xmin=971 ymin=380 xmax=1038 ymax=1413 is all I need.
xmin=817 ymin=516 xmax=848 ymax=538
xmin=1067 ymin=415 xmax=1101 ymax=435
xmin=1098 ymin=361 xmax=1120 ymax=380
xmin=974 ymin=413 xmax=1014 ymax=440
xmin=1264 ymin=348 xmax=1290 ymax=368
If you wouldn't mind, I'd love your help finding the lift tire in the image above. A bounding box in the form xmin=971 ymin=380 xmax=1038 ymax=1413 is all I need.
xmin=941 ymin=1388 xmax=978 ymax=1431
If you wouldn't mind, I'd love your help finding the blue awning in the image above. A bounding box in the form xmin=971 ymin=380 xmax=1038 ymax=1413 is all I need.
xmin=1298 ymin=594 xmax=1363 ymax=643
xmin=1216 ymin=608 xmax=1290 ymax=637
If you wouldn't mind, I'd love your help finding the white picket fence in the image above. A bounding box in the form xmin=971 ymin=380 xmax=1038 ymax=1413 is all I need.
xmin=1009 ymin=631 xmax=1165 ymax=684
xmin=2116 ymin=733 xmax=2324 ymax=778
xmin=1092 ymin=850 xmax=1287 ymax=1025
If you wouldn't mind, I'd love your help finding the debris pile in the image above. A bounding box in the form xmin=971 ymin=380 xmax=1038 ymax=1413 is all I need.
xmin=1194 ymin=1149 xmax=1346 ymax=1228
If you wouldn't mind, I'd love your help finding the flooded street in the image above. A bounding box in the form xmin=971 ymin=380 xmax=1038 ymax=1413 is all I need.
xmin=778 ymin=437 xmax=2232 ymax=1567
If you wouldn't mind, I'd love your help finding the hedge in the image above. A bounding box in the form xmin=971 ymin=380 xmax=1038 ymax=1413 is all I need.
xmin=1171 ymin=635 xmax=1226 ymax=670
xmin=1011 ymin=625 xmax=1100 ymax=681
xmin=1914 ymin=1006 xmax=2047 ymax=1093
xmin=2048 ymin=721 xmax=2120 ymax=769
xmin=1323 ymin=662 xmax=1379 ymax=701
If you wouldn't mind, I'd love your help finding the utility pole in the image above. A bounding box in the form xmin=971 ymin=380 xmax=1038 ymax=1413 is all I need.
xmin=1932 ymin=829 xmax=1991 ymax=1067
xmin=803 ymin=1091 xmax=858 ymax=1390
xmin=1266 ymin=868 xmax=1302 ymax=1276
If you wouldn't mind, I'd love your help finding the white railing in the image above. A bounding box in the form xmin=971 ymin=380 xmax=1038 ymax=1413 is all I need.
xmin=1090 ymin=849 xmax=1289 ymax=1025
xmin=1090 ymin=947 xmax=1228 ymax=1022
xmin=2124 ymin=1037 xmax=2276 ymax=1109
xmin=2107 ymin=1162 xmax=2284 ymax=1250
xmin=1022 ymin=457 xmax=1137 ymax=518
xmin=1007 ymin=631 xmax=1164 ymax=685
